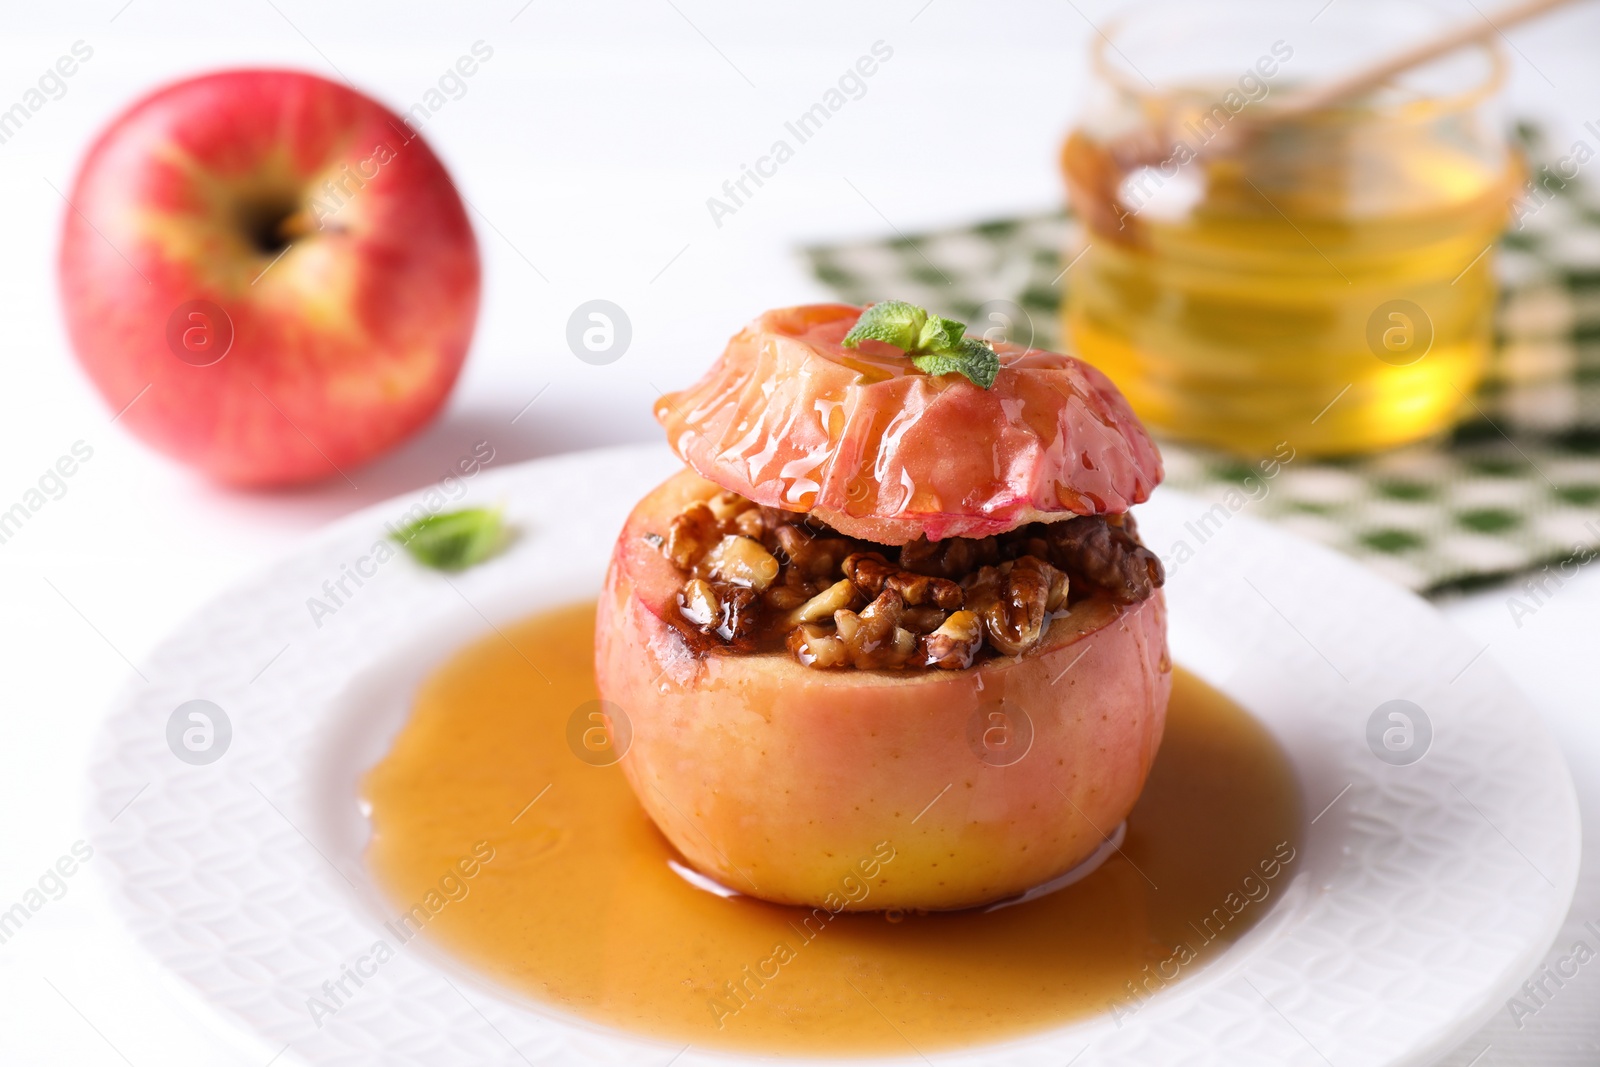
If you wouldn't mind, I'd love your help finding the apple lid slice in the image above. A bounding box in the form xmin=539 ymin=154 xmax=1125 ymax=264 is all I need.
xmin=654 ymin=303 xmax=1164 ymax=545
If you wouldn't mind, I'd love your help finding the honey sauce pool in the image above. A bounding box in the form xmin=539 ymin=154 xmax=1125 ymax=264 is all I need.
xmin=363 ymin=602 xmax=1302 ymax=1054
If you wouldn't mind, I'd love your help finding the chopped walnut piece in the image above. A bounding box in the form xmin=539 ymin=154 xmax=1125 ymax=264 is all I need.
xmin=900 ymin=605 xmax=947 ymax=634
xmin=781 ymin=578 xmax=859 ymax=629
xmin=833 ymin=587 xmax=917 ymax=669
xmin=675 ymin=579 xmax=759 ymax=646
xmin=840 ymin=551 xmax=897 ymax=595
xmin=1044 ymin=516 xmax=1164 ymax=604
xmin=891 ymin=571 xmax=964 ymax=611
xmin=702 ymin=535 xmax=781 ymax=591
xmin=732 ymin=508 xmax=765 ymax=541
xmin=1009 ymin=535 xmax=1052 ymax=563
xmin=918 ymin=610 xmax=983 ymax=669
xmin=706 ymin=490 xmax=752 ymax=522
xmin=963 ymin=557 xmax=1063 ymax=657
xmin=1012 ymin=553 xmax=1070 ymax=612
xmin=886 ymin=627 xmax=919 ymax=665
xmin=664 ymin=501 xmax=720 ymax=570
xmin=679 ymin=578 xmax=719 ymax=629
xmin=712 ymin=584 xmax=761 ymax=645
xmin=843 ymin=551 xmax=964 ymax=610
xmin=774 ymin=526 xmax=859 ymax=579
xmin=787 ymin=622 xmax=850 ymax=668
xmin=764 ymin=566 xmax=817 ymax=611
xmin=999 ymin=555 xmax=1066 ymax=655
xmin=961 ymin=566 xmax=1000 ymax=634
xmin=899 ymin=534 xmax=1001 ymax=579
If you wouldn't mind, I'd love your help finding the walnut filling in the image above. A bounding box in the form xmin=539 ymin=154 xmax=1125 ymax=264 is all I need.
xmin=653 ymin=489 xmax=1164 ymax=670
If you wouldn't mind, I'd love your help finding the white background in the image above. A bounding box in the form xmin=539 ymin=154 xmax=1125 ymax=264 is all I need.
xmin=0 ymin=1 xmax=1597 ymax=1064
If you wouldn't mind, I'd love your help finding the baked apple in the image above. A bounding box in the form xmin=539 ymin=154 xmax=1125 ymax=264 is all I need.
xmin=595 ymin=303 xmax=1170 ymax=911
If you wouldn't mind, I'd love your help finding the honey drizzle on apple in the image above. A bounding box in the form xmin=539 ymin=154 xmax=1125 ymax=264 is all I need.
xmin=363 ymin=602 xmax=1303 ymax=1055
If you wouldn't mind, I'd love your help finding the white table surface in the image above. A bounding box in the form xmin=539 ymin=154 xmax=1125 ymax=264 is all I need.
xmin=1 ymin=2 xmax=1597 ymax=1064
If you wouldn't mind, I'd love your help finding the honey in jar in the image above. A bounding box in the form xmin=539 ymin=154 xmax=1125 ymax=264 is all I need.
xmin=1061 ymin=2 xmax=1519 ymax=457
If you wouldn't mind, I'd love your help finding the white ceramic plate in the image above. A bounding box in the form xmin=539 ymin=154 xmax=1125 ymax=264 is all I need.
xmin=88 ymin=444 xmax=1580 ymax=1067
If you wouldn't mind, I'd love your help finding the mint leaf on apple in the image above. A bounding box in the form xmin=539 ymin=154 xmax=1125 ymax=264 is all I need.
xmin=393 ymin=507 xmax=506 ymax=571
xmin=841 ymin=302 xmax=1000 ymax=389
xmin=914 ymin=314 xmax=966 ymax=353
xmin=910 ymin=338 xmax=1000 ymax=390
xmin=840 ymin=300 xmax=927 ymax=351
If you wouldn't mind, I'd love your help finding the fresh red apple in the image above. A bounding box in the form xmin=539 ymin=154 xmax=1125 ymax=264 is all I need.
xmin=596 ymin=468 xmax=1171 ymax=911
xmin=58 ymin=69 xmax=480 ymax=486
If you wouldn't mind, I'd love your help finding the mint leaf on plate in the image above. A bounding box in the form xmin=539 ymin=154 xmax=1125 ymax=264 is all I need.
xmin=392 ymin=508 xmax=506 ymax=571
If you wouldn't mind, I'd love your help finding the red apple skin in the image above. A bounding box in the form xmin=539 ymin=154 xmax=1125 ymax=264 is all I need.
xmin=655 ymin=304 xmax=1165 ymax=544
xmin=596 ymin=469 xmax=1172 ymax=911
xmin=58 ymin=69 xmax=480 ymax=486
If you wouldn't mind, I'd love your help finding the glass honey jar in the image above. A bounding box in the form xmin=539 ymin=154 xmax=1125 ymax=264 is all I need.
xmin=1061 ymin=0 xmax=1520 ymax=457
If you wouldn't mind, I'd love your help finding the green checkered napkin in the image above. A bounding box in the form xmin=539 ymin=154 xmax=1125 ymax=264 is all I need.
xmin=803 ymin=127 xmax=1600 ymax=594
